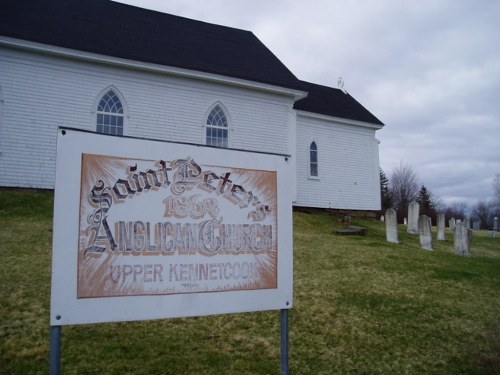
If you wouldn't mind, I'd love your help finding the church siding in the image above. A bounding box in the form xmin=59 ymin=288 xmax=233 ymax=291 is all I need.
xmin=295 ymin=113 xmax=381 ymax=210
xmin=0 ymin=47 xmax=293 ymax=189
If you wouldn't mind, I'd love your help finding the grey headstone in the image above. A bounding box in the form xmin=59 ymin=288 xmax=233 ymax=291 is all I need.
xmin=464 ymin=218 xmax=471 ymax=229
xmin=380 ymin=215 xmax=385 ymax=222
xmin=385 ymin=209 xmax=399 ymax=244
xmin=437 ymin=213 xmax=446 ymax=241
xmin=404 ymin=217 xmax=407 ymax=225
xmin=494 ymin=217 xmax=499 ymax=231
xmin=418 ymin=215 xmax=433 ymax=250
xmin=407 ymin=201 xmax=420 ymax=234
xmin=454 ymin=222 xmax=472 ymax=256
xmin=449 ymin=218 xmax=456 ymax=231
xmin=472 ymin=219 xmax=480 ymax=231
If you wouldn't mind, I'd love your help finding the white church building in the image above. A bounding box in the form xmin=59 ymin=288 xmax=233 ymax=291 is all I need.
xmin=0 ymin=0 xmax=384 ymax=211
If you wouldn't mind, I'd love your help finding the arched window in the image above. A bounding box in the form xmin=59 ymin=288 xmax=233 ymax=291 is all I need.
xmin=96 ymin=89 xmax=124 ymax=135
xmin=206 ymin=104 xmax=228 ymax=148
xmin=310 ymin=141 xmax=318 ymax=177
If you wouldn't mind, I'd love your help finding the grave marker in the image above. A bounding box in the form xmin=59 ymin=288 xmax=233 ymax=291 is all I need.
xmin=449 ymin=218 xmax=456 ymax=231
xmin=454 ymin=222 xmax=472 ymax=256
xmin=407 ymin=201 xmax=419 ymax=234
xmin=385 ymin=209 xmax=399 ymax=244
xmin=437 ymin=213 xmax=446 ymax=241
xmin=418 ymin=215 xmax=433 ymax=250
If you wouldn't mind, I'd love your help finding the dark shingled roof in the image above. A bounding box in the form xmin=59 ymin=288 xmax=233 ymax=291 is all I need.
xmin=0 ymin=0 xmax=300 ymax=90
xmin=294 ymin=81 xmax=384 ymax=126
xmin=0 ymin=0 xmax=383 ymax=126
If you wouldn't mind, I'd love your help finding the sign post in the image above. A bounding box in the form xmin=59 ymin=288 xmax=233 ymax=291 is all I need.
xmin=50 ymin=325 xmax=61 ymax=375
xmin=281 ymin=309 xmax=290 ymax=375
xmin=50 ymin=128 xmax=293 ymax=370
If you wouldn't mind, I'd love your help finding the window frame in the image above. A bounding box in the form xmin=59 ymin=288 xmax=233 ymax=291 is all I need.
xmin=95 ymin=87 xmax=126 ymax=136
xmin=309 ymin=140 xmax=319 ymax=179
xmin=205 ymin=102 xmax=230 ymax=148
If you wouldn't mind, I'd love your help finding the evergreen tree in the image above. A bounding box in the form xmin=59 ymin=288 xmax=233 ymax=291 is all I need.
xmin=417 ymin=185 xmax=436 ymax=222
xmin=380 ymin=168 xmax=392 ymax=211
xmin=417 ymin=185 xmax=433 ymax=210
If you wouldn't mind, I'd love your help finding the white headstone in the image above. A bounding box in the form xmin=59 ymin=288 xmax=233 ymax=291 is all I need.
xmin=491 ymin=217 xmax=498 ymax=237
xmin=407 ymin=201 xmax=420 ymax=234
xmin=385 ymin=209 xmax=399 ymax=244
xmin=449 ymin=218 xmax=456 ymax=231
xmin=380 ymin=215 xmax=385 ymax=222
xmin=437 ymin=213 xmax=446 ymax=241
xmin=454 ymin=222 xmax=472 ymax=256
xmin=418 ymin=215 xmax=433 ymax=250
xmin=404 ymin=217 xmax=407 ymax=225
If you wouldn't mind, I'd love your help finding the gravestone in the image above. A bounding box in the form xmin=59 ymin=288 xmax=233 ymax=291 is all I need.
xmin=418 ymin=215 xmax=433 ymax=250
xmin=380 ymin=215 xmax=385 ymax=222
xmin=404 ymin=217 xmax=407 ymax=225
xmin=407 ymin=201 xmax=420 ymax=234
xmin=454 ymin=221 xmax=472 ymax=256
xmin=491 ymin=217 xmax=499 ymax=237
xmin=464 ymin=218 xmax=471 ymax=229
xmin=449 ymin=218 xmax=456 ymax=231
xmin=385 ymin=209 xmax=399 ymax=244
xmin=437 ymin=213 xmax=446 ymax=241
xmin=472 ymin=219 xmax=480 ymax=231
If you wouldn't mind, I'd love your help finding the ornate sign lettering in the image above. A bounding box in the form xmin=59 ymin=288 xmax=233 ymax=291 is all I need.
xmin=78 ymin=154 xmax=277 ymax=298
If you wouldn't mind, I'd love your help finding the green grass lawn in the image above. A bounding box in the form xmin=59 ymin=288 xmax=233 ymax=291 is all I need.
xmin=1 ymin=190 xmax=499 ymax=374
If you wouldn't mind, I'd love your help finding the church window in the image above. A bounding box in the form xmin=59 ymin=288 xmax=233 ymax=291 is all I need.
xmin=310 ymin=141 xmax=318 ymax=177
xmin=96 ymin=89 xmax=124 ymax=135
xmin=206 ymin=104 xmax=228 ymax=148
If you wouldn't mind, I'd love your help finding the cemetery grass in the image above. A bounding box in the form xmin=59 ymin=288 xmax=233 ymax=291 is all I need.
xmin=0 ymin=191 xmax=499 ymax=374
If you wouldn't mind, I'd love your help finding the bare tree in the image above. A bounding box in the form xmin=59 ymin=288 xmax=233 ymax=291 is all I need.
xmin=444 ymin=201 xmax=468 ymax=221
xmin=471 ymin=200 xmax=491 ymax=229
xmin=390 ymin=162 xmax=419 ymax=221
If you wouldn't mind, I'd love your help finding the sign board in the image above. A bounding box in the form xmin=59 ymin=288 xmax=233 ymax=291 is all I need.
xmin=51 ymin=129 xmax=293 ymax=325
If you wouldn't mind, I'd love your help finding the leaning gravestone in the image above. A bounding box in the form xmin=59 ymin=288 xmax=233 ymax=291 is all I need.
xmin=385 ymin=209 xmax=399 ymax=244
xmin=418 ymin=215 xmax=433 ymax=250
xmin=449 ymin=218 xmax=456 ymax=231
xmin=437 ymin=213 xmax=446 ymax=241
xmin=454 ymin=222 xmax=472 ymax=256
xmin=407 ymin=201 xmax=420 ymax=234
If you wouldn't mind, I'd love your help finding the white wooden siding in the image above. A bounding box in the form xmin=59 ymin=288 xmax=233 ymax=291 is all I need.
xmin=0 ymin=47 xmax=293 ymax=189
xmin=295 ymin=114 xmax=381 ymax=210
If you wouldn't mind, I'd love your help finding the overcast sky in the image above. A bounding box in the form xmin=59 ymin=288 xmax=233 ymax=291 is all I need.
xmin=117 ymin=0 xmax=500 ymax=210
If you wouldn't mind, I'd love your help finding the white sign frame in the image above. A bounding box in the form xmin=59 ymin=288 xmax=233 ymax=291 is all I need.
xmin=50 ymin=129 xmax=293 ymax=326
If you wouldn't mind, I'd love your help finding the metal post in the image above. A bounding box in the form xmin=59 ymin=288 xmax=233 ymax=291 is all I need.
xmin=50 ymin=325 xmax=62 ymax=375
xmin=280 ymin=309 xmax=289 ymax=375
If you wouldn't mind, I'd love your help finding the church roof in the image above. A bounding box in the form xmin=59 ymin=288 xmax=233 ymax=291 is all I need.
xmin=294 ymin=81 xmax=384 ymax=126
xmin=0 ymin=0 xmax=300 ymax=90
xmin=0 ymin=0 xmax=383 ymax=126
